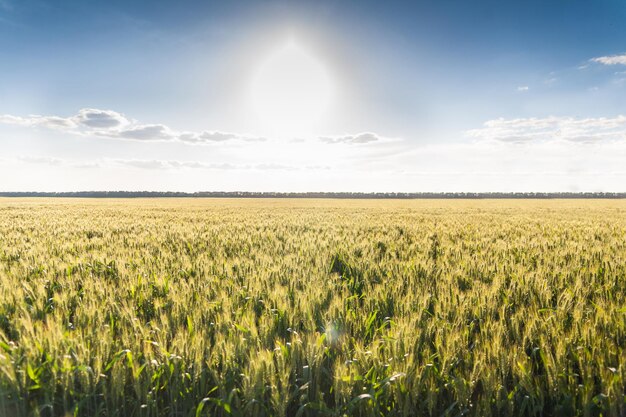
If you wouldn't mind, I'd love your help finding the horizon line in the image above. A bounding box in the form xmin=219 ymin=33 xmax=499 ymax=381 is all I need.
xmin=2 ymin=191 xmax=626 ymax=199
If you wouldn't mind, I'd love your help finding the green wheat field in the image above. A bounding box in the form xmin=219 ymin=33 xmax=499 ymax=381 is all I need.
xmin=0 ymin=198 xmax=625 ymax=417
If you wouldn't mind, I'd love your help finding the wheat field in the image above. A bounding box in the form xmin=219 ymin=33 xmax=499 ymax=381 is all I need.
xmin=0 ymin=198 xmax=624 ymax=417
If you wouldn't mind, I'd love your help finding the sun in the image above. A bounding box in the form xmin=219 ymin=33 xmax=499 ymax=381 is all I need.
xmin=249 ymin=40 xmax=333 ymax=137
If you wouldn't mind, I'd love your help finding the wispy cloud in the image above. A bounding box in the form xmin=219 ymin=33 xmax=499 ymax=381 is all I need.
xmin=319 ymin=132 xmax=384 ymax=144
xmin=16 ymin=155 xmax=102 ymax=169
xmin=0 ymin=114 xmax=77 ymax=129
xmin=11 ymin=156 xmax=324 ymax=172
xmin=466 ymin=116 xmax=626 ymax=143
xmin=517 ymin=86 xmax=529 ymax=92
xmin=0 ymin=108 xmax=264 ymax=144
xmin=591 ymin=54 xmax=626 ymax=66
xmin=18 ymin=155 xmax=65 ymax=166
xmin=113 ymin=159 xmax=303 ymax=171
xmin=113 ymin=159 xmax=238 ymax=170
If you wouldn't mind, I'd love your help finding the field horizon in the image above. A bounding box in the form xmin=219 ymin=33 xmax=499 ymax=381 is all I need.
xmin=2 ymin=192 xmax=626 ymax=200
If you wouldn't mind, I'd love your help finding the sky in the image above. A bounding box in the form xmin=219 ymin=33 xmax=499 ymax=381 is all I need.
xmin=1 ymin=0 xmax=626 ymax=192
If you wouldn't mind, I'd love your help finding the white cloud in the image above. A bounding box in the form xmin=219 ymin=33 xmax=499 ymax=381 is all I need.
xmin=319 ymin=132 xmax=383 ymax=144
xmin=591 ymin=54 xmax=626 ymax=66
xmin=115 ymin=124 xmax=174 ymax=141
xmin=1 ymin=108 xmax=389 ymax=148
xmin=517 ymin=86 xmax=529 ymax=92
xmin=466 ymin=115 xmax=626 ymax=143
xmin=0 ymin=108 xmax=262 ymax=144
xmin=73 ymin=108 xmax=130 ymax=129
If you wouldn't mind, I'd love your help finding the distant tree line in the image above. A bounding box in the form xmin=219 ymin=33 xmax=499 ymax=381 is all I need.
xmin=1 ymin=191 xmax=625 ymax=199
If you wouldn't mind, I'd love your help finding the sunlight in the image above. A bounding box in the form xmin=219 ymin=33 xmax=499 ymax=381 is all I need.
xmin=249 ymin=40 xmax=333 ymax=137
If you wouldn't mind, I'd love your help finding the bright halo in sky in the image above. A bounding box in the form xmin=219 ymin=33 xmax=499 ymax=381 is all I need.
xmin=249 ymin=40 xmax=333 ymax=137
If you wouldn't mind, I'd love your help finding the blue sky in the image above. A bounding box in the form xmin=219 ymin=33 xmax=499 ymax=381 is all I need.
xmin=1 ymin=0 xmax=626 ymax=191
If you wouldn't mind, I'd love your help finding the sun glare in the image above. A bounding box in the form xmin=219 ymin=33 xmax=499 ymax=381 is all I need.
xmin=249 ymin=40 xmax=333 ymax=137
